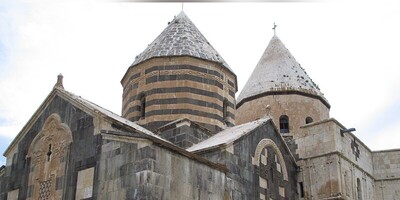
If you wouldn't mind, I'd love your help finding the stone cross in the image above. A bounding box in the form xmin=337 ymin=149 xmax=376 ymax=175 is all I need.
xmin=351 ymin=138 xmax=360 ymax=160
xmin=272 ymin=23 xmax=277 ymax=35
xmin=47 ymin=144 xmax=52 ymax=161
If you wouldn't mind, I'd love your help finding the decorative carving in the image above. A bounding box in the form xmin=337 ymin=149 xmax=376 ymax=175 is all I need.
xmin=39 ymin=179 xmax=52 ymax=200
xmin=27 ymin=113 xmax=73 ymax=200
xmin=252 ymin=139 xmax=288 ymax=181
xmin=351 ymin=138 xmax=360 ymax=160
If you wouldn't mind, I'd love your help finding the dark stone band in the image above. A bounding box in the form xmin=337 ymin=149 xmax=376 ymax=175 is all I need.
xmin=143 ymin=120 xmax=226 ymax=133
xmin=145 ymin=64 xmax=225 ymax=80
xmin=123 ymin=83 xmax=139 ymax=99
xmin=237 ymin=90 xmax=331 ymax=109
xmin=228 ymin=79 xmax=235 ymax=88
xmin=229 ymin=90 xmax=235 ymax=98
xmin=128 ymin=108 xmax=234 ymax=123
xmin=124 ymin=87 xmax=235 ymax=109
xmin=146 ymin=74 xmax=224 ymax=90
xmin=129 ymin=72 xmax=141 ymax=82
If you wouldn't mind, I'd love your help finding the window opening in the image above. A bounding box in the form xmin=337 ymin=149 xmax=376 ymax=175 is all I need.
xmin=140 ymin=95 xmax=146 ymax=118
xmin=299 ymin=182 xmax=305 ymax=198
xmin=46 ymin=144 xmax=52 ymax=161
xmin=306 ymin=117 xmax=313 ymax=124
xmin=279 ymin=115 xmax=289 ymax=133
xmin=357 ymin=178 xmax=362 ymax=200
xmin=223 ymin=100 xmax=228 ymax=123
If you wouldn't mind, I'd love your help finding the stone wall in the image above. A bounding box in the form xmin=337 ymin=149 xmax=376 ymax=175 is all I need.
xmin=197 ymin=121 xmax=298 ymax=199
xmin=296 ymin=119 xmax=375 ymax=199
xmin=157 ymin=120 xmax=212 ymax=149
xmin=96 ymin=135 xmax=226 ymax=199
xmin=0 ymin=95 xmax=100 ymax=200
xmin=236 ymin=94 xmax=329 ymax=136
xmin=121 ymin=56 xmax=237 ymax=133
xmin=372 ymin=149 xmax=400 ymax=199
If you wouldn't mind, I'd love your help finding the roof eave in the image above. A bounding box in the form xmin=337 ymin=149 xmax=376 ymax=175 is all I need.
xmin=121 ymin=55 xmax=236 ymax=86
xmin=237 ymin=89 xmax=330 ymax=109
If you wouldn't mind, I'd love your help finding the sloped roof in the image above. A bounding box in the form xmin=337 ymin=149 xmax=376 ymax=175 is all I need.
xmin=4 ymin=87 xmax=167 ymax=156
xmin=130 ymin=11 xmax=233 ymax=73
xmin=237 ymin=35 xmax=329 ymax=107
xmin=4 ymin=86 xmax=228 ymax=172
xmin=58 ymin=89 xmax=161 ymax=139
xmin=187 ymin=117 xmax=271 ymax=152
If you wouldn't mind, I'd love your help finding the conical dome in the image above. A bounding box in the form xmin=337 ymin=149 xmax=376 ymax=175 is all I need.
xmin=121 ymin=11 xmax=237 ymax=133
xmin=131 ymin=11 xmax=232 ymax=73
xmin=237 ymin=36 xmax=329 ymax=108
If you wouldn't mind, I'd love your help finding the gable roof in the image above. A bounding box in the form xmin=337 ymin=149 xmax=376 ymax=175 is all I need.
xmin=60 ymin=89 xmax=158 ymax=137
xmin=4 ymin=86 xmax=229 ymax=172
xmin=130 ymin=11 xmax=233 ymax=73
xmin=187 ymin=116 xmax=297 ymax=163
xmin=3 ymin=87 xmax=165 ymax=156
xmin=237 ymin=35 xmax=329 ymax=108
xmin=187 ymin=117 xmax=271 ymax=152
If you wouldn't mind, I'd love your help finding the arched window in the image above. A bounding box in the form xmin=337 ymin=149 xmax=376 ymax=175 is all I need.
xmin=223 ymin=99 xmax=228 ymax=123
xmin=306 ymin=117 xmax=313 ymax=124
xmin=357 ymin=178 xmax=362 ymax=200
xmin=279 ymin=115 xmax=289 ymax=133
xmin=140 ymin=95 xmax=146 ymax=118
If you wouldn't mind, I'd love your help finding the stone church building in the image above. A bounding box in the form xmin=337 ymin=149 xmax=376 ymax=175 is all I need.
xmin=1 ymin=11 xmax=399 ymax=200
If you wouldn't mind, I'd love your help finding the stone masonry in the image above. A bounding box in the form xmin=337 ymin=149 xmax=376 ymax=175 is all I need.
xmin=1 ymin=10 xmax=400 ymax=200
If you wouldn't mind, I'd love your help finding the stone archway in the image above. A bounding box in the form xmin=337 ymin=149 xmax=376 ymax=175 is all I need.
xmin=252 ymin=139 xmax=288 ymax=180
xmin=27 ymin=113 xmax=73 ymax=200
xmin=252 ymin=139 xmax=289 ymax=199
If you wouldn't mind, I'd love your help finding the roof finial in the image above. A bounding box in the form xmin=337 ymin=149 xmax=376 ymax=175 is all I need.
xmin=54 ymin=73 xmax=64 ymax=89
xmin=263 ymin=104 xmax=271 ymax=117
xmin=272 ymin=22 xmax=277 ymax=36
xmin=181 ymin=2 xmax=184 ymax=12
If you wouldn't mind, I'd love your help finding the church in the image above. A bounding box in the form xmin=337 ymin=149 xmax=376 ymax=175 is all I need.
xmin=1 ymin=11 xmax=399 ymax=200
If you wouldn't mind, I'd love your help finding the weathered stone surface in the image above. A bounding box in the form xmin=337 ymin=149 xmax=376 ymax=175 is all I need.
xmin=157 ymin=119 xmax=212 ymax=148
xmin=237 ymin=35 xmax=328 ymax=107
xmin=1 ymin=10 xmax=400 ymax=200
xmin=0 ymin=95 xmax=100 ymax=200
xmin=122 ymin=56 xmax=236 ymax=133
xmin=194 ymin=120 xmax=299 ymax=199
xmin=130 ymin=11 xmax=231 ymax=72
xmin=96 ymin=138 xmax=225 ymax=200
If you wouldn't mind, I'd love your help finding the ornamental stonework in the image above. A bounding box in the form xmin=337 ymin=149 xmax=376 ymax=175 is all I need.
xmin=27 ymin=113 xmax=73 ymax=200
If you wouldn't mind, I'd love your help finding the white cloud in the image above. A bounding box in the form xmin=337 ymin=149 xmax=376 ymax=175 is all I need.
xmin=363 ymin=119 xmax=400 ymax=151
xmin=0 ymin=1 xmax=399 ymax=154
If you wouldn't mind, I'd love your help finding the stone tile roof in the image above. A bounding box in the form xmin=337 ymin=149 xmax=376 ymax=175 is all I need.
xmin=58 ymin=88 xmax=164 ymax=140
xmin=187 ymin=117 xmax=271 ymax=152
xmin=131 ymin=11 xmax=233 ymax=73
xmin=3 ymin=87 xmax=169 ymax=156
xmin=237 ymin=36 xmax=328 ymax=105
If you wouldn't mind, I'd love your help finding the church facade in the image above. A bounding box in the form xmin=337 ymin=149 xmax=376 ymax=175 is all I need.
xmin=1 ymin=11 xmax=399 ymax=200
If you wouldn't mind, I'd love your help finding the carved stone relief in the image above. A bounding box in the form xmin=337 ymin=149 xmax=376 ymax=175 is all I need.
xmin=27 ymin=113 xmax=73 ymax=200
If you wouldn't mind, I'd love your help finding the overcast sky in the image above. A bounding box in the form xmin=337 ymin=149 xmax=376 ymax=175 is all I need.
xmin=1 ymin=0 xmax=399 ymax=165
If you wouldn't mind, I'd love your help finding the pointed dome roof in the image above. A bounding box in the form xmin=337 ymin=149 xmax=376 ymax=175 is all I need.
xmin=237 ymin=36 xmax=329 ymax=108
xmin=131 ymin=11 xmax=233 ymax=73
